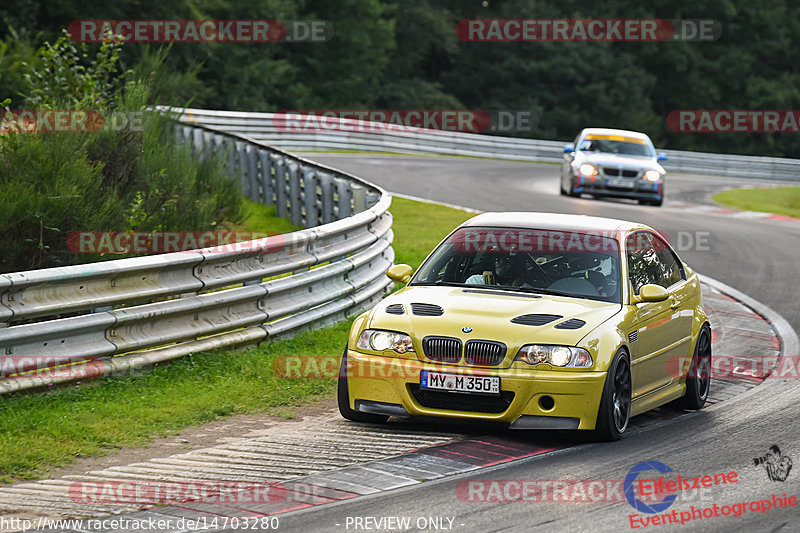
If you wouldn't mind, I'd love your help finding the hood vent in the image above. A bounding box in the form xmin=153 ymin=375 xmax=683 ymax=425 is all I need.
xmin=511 ymin=314 xmax=562 ymax=326
xmin=554 ymin=318 xmax=586 ymax=330
xmin=411 ymin=303 xmax=444 ymax=316
xmin=385 ymin=304 xmax=405 ymax=315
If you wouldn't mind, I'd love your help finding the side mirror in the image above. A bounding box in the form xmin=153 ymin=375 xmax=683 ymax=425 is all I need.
xmin=657 ymin=153 xmax=668 ymax=162
xmin=634 ymin=284 xmax=670 ymax=303
xmin=563 ymin=145 xmax=575 ymax=154
xmin=387 ymin=264 xmax=413 ymax=284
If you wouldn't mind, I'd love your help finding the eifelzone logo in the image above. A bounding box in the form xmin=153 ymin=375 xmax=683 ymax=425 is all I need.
xmin=625 ymin=461 xmax=677 ymax=514
xmin=754 ymin=445 xmax=793 ymax=482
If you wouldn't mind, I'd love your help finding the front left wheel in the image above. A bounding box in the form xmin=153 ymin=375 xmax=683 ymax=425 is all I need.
xmin=568 ymin=175 xmax=581 ymax=197
xmin=337 ymin=347 xmax=390 ymax=423
xmin=594 ymin=349 xmax=632 ymax=441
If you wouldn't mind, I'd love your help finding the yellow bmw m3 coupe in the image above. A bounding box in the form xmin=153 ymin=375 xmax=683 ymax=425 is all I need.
xmin=338 ymin=213 xmax=711 ymax=440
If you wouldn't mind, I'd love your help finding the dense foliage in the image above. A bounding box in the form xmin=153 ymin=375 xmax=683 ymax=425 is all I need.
xmin=0 ymin=33 xmax=242 ymax=272
xmin=3 ymin=0 xmax=798 ymax=157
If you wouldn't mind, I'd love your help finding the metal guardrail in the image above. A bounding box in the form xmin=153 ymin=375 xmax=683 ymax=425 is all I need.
xmin=0 ymin=118 xmax=394 ymax=394
xmin=176 ymin=108 xmax=800 ymax=181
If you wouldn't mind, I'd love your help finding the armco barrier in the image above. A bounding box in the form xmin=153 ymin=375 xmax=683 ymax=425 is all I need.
xmin=172 ymin=107 xmax=800 ymax=181
xmin=0 ymin=117 xmax=394 ymax=394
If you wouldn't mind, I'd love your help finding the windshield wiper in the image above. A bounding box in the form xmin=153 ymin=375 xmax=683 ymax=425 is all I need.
xmin=412 ymin=281 xmax=469 ymax=287
xmin=504 ymin=286 xmax=591 ymax=299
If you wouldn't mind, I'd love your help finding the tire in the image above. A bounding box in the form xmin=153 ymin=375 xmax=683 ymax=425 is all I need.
xmin=337 ymin=346 xmax=389 ymax=423
xmin=559 ymin=179 xmax=567 ymax=195
xmin=673 ymin=325 xmax=711 ymax=410
xmin=568 ymin=175 xmax=581 ymax=197
xmin=594 ymin=349 xmax=632 ymax=441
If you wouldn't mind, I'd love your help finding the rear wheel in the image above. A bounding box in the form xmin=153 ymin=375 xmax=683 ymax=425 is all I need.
xmin=673 ymin=325 xmax=711 ymax=410
xmin=337 ymin=346 xmax=390 ymax=423
xmin=594 ymin=349 xmax=631 ymax=441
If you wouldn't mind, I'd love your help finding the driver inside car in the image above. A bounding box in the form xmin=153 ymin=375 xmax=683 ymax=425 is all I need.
xmin=465 ymin=253 xmax=527 ymax=287
xmin=585 ymin=269 xmax=611 ymax=298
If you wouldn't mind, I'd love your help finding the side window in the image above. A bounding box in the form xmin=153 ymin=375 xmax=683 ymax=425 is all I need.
xmin=651 ymin=234 xmax=685 ymax=288
xmin=626 ymin=232 xmax=659 ymax=294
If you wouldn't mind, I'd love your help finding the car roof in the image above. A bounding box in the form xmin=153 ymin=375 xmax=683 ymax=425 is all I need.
xmin=460 ymin=212 xmax=649 ymax=237
xmin=579 ymin=128 xmax=652 ymax=141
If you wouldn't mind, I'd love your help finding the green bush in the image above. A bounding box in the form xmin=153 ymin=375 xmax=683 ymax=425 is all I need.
xmin=0 ymin=31 xmax=243 ymax=272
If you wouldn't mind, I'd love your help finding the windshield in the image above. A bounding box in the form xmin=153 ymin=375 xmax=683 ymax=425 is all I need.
xmin=412 ymin=227 xmax=622 ymax=303
xmin=579 ymin=138 xmax=653 ymax=157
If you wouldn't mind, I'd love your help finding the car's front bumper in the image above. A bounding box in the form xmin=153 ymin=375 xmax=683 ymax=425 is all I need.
xmin=344 ymin=350 xmax=607 ymax=430
xmin=575 ymin=176 xmax=662 ymax=201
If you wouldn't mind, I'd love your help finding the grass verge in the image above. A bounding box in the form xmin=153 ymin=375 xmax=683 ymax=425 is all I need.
xmin=0 ymin=196 xmax=475 ymax=482
xmin=713 ymin=186 xmax=800 ymax=219
xmin=224 ymin=199 xmax=304 ymax=235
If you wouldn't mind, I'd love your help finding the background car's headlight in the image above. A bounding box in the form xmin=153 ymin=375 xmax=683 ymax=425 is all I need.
xmin=579 ymin=164 xmax=598 ymax=176
xmin=357 ymin=329 xmax=415 ymax=354
xmin=514 ymin=345 xmax=593 ymax=367
xmin=644 ymin=170 xmax=661 ymax=181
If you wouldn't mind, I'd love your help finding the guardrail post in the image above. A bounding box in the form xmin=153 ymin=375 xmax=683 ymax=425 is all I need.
xmin=352 ymin=185 xmax=367 ymax=213
xmin=335 ymin=178 xmax=353 ymax=218
xmin=235 ymin=141 xmax=248 ymax=195
xmin=275 ymin=158 xmax=288 ymax=218
xmin=226 ymin=138 xmax=236 ymax=175
xmin=319 ymin=173 xmax=335 ymax=224
xmin=302 ymin=169 xmax=319 ymax=227
xmin=213 ymin=134 xmax=225 ymax=164
xmin=246 ymin=145 xmax=259 ymax=201
xmin=193 ymin=128 xmax=205 ymax=161
xmin=259 ymin=150 xmax=274 ymax=205
xmin=288 ymin=163 xmax=302 ymax=227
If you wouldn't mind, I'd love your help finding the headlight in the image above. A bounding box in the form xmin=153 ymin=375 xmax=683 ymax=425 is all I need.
xmin=356 ymin=329 xmax=415 ymax=354
xmin=644 ymin=170 xmax=661 ymax=181
xmin=514 ymin=345 xmax=593 ymax=367
xmin=579 ymin=164 xmax=598 ymax=176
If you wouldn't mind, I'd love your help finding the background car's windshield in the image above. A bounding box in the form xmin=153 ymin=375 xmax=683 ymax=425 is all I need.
xmin=580 ymin=139 xmax=652 ymax=157
xmin=412 ymin=227 xmax=622 ymax=303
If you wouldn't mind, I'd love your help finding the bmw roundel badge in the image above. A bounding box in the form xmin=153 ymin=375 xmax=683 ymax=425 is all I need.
xmin=462 ymin=326 xmax=473 ymax=333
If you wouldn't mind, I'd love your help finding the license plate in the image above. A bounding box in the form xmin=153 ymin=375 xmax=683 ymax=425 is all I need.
xmin=607 ymin=178 xmax=635 ymax=189
xmin=420 ymin=371 xmax=500 ymax=395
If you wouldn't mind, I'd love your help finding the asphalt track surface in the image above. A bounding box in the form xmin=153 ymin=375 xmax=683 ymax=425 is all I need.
xmin=271 ymin=154 xmax=800 ymax=532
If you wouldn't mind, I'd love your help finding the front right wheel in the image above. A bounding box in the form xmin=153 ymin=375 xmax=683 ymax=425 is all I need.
xmin=673 ymin=325 xmax=711 ymax=410
xmin=594 ymin=349 xmax=631 ymax=441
